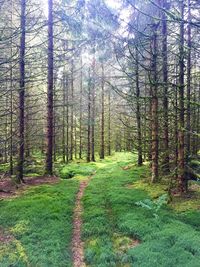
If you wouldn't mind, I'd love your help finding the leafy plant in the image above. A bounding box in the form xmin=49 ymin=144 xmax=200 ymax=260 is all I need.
xmin=135 ymin=194 xmax=168 ymax=219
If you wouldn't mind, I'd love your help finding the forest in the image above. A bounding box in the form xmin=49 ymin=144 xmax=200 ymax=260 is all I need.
xmin=0 ymin=0 xmax=200 ymax=266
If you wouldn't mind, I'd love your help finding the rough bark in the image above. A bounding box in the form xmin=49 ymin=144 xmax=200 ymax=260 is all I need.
xmin=45 ymin=0 xmax=54 ymax=175
xmin=70 ymin=61 xmax=74 ymax=161
xmin=135 ymin=47 xmax=143 ymax=166
xmin=162 ymin=0 xmax=170 ymax=172
xmin=151 ymin=22 xmax=159 ymax=183
xmin=100 ymin=63 xmax=105 ymax=159
xmin=17 ymin=0 xmax=26 ymax=182
xmin=178 ymin=0 xmax=186 ymax=193
xmin=186 ymin=0 xmax=191 ymax=160
xmin=108 ymin=89 xmax=111 ymax=156
xmin=87 ymin=69 xmax=91 ymax=162
xmin=79 ymin=57 xmax=83 ymax=159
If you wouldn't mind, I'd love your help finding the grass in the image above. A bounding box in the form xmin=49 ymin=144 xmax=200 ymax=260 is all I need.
xmin=82 ymin=152 xmax=200 ymax=267
xmin=58 ymin=162 xmax=96 ymax=180
xmin=0 ymin=152 xmax=200 ymax=266
xmin=0 ymin=179 xmax=79 ymax=267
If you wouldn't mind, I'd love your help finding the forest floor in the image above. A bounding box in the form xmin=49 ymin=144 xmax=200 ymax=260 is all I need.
xmin=0 ymin=152 xmax=200 ymax=266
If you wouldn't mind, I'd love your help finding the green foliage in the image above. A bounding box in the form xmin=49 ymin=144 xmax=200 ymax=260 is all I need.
xmin=0 ymin=180 xmax=79 ymax=267
xmin=82 ymin=152 xmax=200 ymax=266
xmin=58 ymin=163 xmax=96 ymax=180
xmin=0 ymin=152 xmax=200 ymax=266
xmin=135 ymin=194 xmax=168 ymax=219
xmin=0 ymin=163 xmax=9 ymax=173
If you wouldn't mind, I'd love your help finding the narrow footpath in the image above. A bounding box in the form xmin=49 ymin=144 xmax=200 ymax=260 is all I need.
xmin=72 ymin=173 xmax=95 ymax=267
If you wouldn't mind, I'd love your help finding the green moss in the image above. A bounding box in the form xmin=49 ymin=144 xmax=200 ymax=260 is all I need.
xmin=82 ymin=152 xmax=200 ymax=266
xmin=59 ymin=163 xmax=96 ymax=180
xmin=128 ymin=179 xmax=167 ymax=198
xmin=1 ymin=152 xmax=200 ymax=266
xmin=0 ymin=180 xmax=79 ymax=266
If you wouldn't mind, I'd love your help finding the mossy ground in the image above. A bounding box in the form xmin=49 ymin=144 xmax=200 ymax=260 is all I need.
xmin=0 ymin=152 xmax=200 ymax=266
xmin=82 ymin=153 xmax=200 ymax=267
xmin=0 ymin=180 xmax=79 ymax=267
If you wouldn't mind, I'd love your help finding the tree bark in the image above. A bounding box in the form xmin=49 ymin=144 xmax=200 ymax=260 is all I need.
xmin=151 ymin=22 xmax=159 ymax=183
xmin=79 ymin=57 xmax=83 ymax=159
xmin=87 ymin=69 xmax=91 ymax=162
xmin=135 ymin=47 xmax=143 ymax=166
xmin=162 ymin=0 xmax=170 ymax=172
xmin=100 ymin=63 xmax=105 ymax=159
xmin=186 ymin=0 xmax=191 ymax=160
xmin=178 ymin=0 xmax=186 ymax=193
xmin=17 ymin=0 xmax=26 ymax=182
xmin=70 ymin=60 xmax=74 ymax=161
xmin=45 ymin=0 xmax=54 ymax=175
xmin=108 ymin=89 xmax=111 ymax=156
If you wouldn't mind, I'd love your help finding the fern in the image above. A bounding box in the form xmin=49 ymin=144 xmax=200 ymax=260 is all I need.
xmin=135 ymin=194 xmax=168 ymax=219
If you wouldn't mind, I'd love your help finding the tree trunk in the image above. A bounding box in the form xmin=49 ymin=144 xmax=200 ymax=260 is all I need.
xmin=45 ymin=0 xmax=54 ymax=175
xmin=87 ymin=69 xmax=91 ymax=162
xmin=91 ymin=57 xmax=96 ymax=162
xmin=79 ymin=57 xmax=83 ymax=159
xmin=66 ymin=74 xmax=69 ymax=163
xmin=151 ymin=22 xmax=159 ymax=183
xmin=135 ymin=47 xmax=143 ymax=166
xmin=62 ymin=72 xmax=66 ymax=163
xmin=70 ymin=61 xmax=74 ymax=161
xmin=17 ymin=0 xmax=26 ymax=183
xmin=186 ymin=0 xmax=191 ymax=160
xmin=162 ymin=0 xmax=169 ymax=172
xmin=178 ymin=0 xmax=186 ymax=193
xmin=108 ymin=89 xmax=111 ymax=156
xmin=100 ymin=63 xmax=105 ymax=159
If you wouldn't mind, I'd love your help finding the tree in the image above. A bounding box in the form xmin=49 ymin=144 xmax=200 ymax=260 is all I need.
xmin=17 ymin=0 xmax=26 ymax=183
xmin=45 ymin=0 xmax=54 ymax=175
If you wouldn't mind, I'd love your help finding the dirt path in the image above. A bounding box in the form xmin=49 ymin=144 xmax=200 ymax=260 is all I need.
xmin=72 ymin=173 xmax=95 ymax=267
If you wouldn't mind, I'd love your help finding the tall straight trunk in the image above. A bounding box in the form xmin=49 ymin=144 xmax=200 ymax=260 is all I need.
xmin=45 ymin=0 xmax=54 ymax=175
xmin=151 ymin=22 xmax=159 ymax=183
xmin=74 ymin=118 xmax=77 ymax=159
xmin=196 ymin=81 xmax=200 ymax=153
xmin=100 ymin=63 xmax=105 ymax=159
xmin=9 ymin=0 xmax=14 ymax=175
xmin=87 ymin=69 xmax=91 ymax=162
xmin=162 ymin=0 xmax=169 ymax=172
xmin=5 ymin=91 xmax=8 ymax=163
xmin=108 ymin=89 xmax=111 ymax=156
xmin=53 ymin=76 xmax=57 ymax=162
xmin=178 ymin=0 xmax=186 ymax=192
xmin=25 ymin=95 xmax=30 ymax=158
xmin=10 ymin=49 xmax=13 ymax=174
xmin=17 ymin=0 xmax=26 ymax=182
xmin=186 ymin=0 xmax=191 ymax=159
xmin=144 ymin=82 xmax=147 ymax=161
xmin=174 ymin=77 xmax=178 ymax=180
xmin=135 ymin=48 xmax=142 ymax=166
xmin=70 ymin=61 xmax=74 ymax=161
xmin=66 ymin=75 xmax=69 ymax=163
xmin=62 ymin=72 xmax=66 ymax=163
xmin=91 ymin=57 xmax=96 ymax=162
xmin=79 ymin=57 xmax=83 ymax=159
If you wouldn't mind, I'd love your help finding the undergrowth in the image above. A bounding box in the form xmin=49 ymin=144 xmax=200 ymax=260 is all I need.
xmin=82 ymin=152 xmax=200 ymax=267
xmin=0 ymin=152 xmax=200 ymax=266
xmin=0 ymin=180 xmax=79 ymax=267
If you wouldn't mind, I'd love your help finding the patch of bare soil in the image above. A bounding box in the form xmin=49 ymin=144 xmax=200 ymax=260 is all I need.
xmin=125 ymin=183 xmax=134 ymax=189
xmin=129 ymin=239 xmax=140 ymax=248
xmin=72 ymin=173 xmax=95 ymax=267
xmin=0 ymin=176 xmax=59 ymax=199
xmin=0 ymin=228 xmax=13 ymax=244
xmin=122 ymin=165 xmax=132 ymax=170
